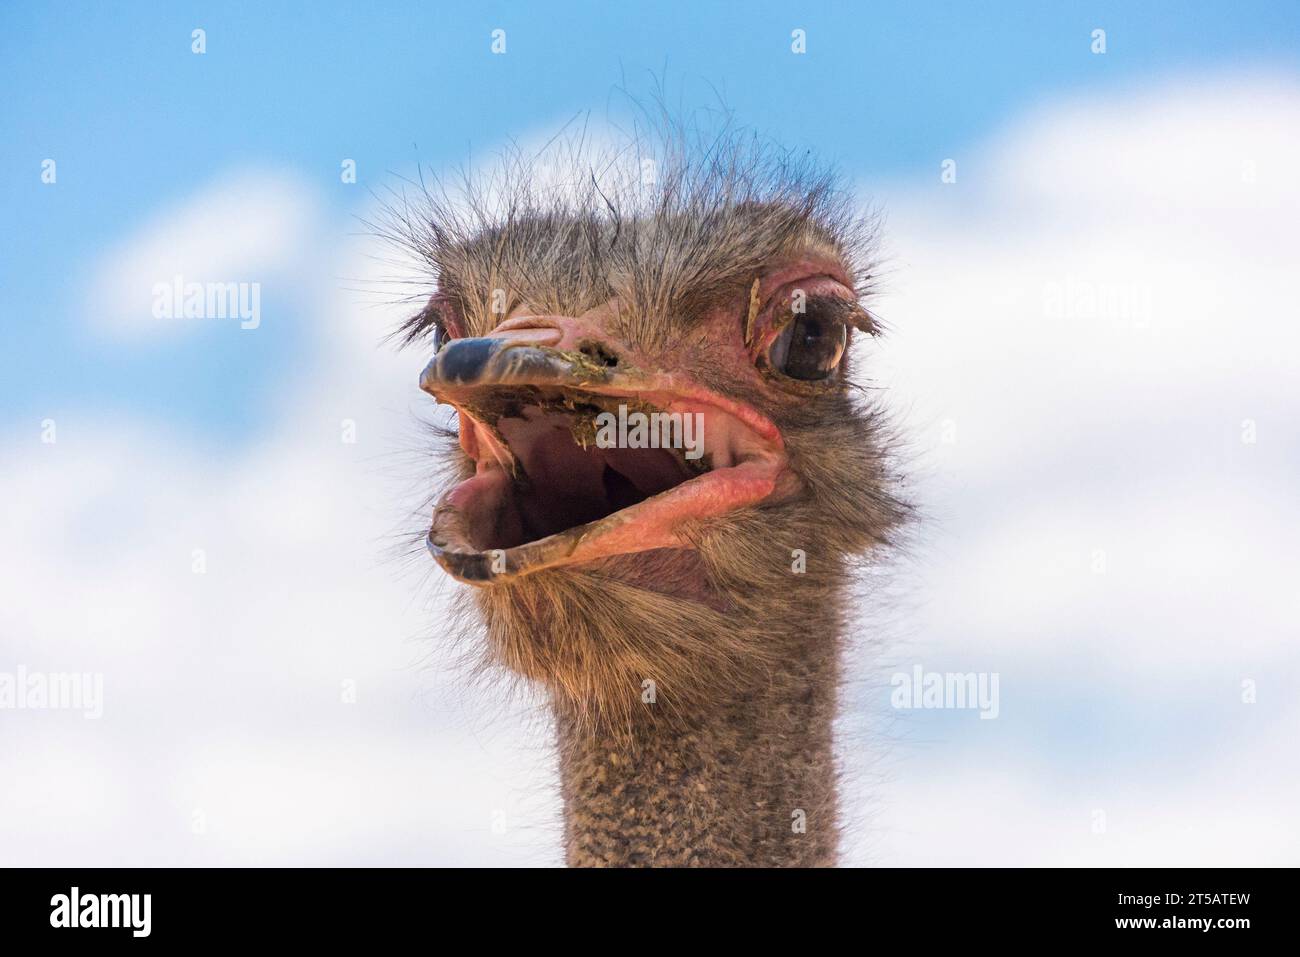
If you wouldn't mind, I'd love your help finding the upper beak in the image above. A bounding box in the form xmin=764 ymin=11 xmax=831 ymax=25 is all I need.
xmin=419 ymin=337 xmax=622 ymax=396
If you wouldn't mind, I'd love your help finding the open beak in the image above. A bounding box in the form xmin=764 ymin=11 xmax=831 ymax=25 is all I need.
xmin=420 ymin=336 xmax=791 ymax=584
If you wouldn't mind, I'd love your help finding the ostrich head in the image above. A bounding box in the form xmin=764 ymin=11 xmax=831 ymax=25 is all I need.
xmin=385 ymin=128 xmax=905 ymax=865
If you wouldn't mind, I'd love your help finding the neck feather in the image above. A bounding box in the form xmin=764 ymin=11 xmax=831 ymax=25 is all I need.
xmin=554 ymin=626 xmax=840 ymax=867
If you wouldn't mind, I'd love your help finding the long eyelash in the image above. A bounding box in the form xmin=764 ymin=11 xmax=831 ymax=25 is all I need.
xmin=802 ymin=295 xmax=877 ymax=337
xmin=743 ymin=277 xmax=762 ymax=349
xmin=385 ymin=299 xmax=441 ymax=349
xmin=848 ymin=303 xmax=878 ymax=337
xmin=429 ymin=309 xmax=448 ymax=349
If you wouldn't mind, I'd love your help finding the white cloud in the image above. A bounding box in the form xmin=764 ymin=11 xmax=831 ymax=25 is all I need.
xmin=854 ymin=71 xmax=1300 ymax=863
xmin=3 ymin=72 xmax=1298 ymax=866
xmin=86 ymin=169 xmax=320 ymax=337
xmin=988 ymin=72 xmax=1300 ymax=223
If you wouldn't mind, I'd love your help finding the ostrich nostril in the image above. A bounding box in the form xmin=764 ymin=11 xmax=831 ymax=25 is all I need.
xmin=576 ymin=340 xmax=621 ymax=368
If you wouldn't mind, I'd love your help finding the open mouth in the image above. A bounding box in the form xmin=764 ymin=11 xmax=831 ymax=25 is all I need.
xmin=421 ymin=338 xmax=789 ymax=584
xmin=472 ymin=392 xmax=706 ymax=549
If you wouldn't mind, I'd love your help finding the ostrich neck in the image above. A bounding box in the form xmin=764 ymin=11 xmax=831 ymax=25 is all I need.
xmin=554 ymin=624 xmax=840 ymax=867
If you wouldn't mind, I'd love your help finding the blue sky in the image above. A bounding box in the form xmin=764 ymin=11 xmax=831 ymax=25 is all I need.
xmin=3 ymin=0 xmax=1299 ymax=443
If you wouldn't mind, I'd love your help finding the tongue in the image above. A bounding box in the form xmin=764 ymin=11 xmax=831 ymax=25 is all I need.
xmin=601 ymin=445 xmax=693 ymax=496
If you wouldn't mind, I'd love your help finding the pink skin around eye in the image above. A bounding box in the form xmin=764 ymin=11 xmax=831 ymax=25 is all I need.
xmin=754 ymin=256 xmax=854 ymax=300
xmin=426 ymin=293 xmax=469 ymax=340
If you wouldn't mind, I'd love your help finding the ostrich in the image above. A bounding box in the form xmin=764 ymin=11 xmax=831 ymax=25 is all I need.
xmin=385 ymin=128 xmax=906 ymax=867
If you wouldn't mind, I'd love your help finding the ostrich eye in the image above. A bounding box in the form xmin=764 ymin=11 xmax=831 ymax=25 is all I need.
xmin=768 ymin=302 xmax=847 ymax=380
